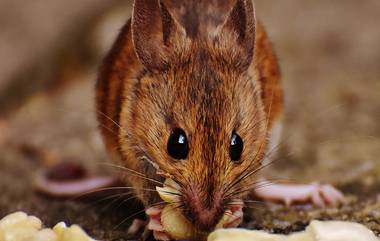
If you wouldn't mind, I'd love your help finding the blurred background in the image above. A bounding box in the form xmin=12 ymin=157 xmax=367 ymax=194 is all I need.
xmin=0 ymin=0 xmax=379 ymax=239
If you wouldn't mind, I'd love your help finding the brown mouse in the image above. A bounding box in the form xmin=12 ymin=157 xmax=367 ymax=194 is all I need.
xmin=96 ymin=0 xmax=344 ymax=240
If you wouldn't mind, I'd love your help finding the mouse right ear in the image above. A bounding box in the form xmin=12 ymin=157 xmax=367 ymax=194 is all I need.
xmin=216 ymin=0 xmax=256 ymax=71
xmin=132 ymin=0 xmax=186 ymax=72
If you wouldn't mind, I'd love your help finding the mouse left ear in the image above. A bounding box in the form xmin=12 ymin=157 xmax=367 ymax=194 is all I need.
xmin=216 ymin=0 xmax=256 ymax=70
xmin=132 ymin=0 xmax=187 ymax=72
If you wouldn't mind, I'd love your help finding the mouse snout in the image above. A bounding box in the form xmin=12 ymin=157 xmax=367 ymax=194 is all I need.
xmin=182 ymin=187 xmax=224 ymax=233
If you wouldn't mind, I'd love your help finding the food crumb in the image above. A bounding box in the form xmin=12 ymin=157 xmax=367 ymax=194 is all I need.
xmin=208 ymin=220 xmax=380 ymax=241
xmin=0 ymin=212 xmax=96 ymax=241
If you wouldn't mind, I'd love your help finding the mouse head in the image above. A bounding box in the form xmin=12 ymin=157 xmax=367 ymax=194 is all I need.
xmin=121 ymin=0 xmax=268 ymax=233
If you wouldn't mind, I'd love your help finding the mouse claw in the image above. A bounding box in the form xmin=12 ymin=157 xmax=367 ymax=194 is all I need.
xmin=223 ymin=210 xmax=244 ymax=229
xmin=254 ymin=181 xmax=345 ymax=208
xmin=219 ymin=201 xmax=244 ymax=229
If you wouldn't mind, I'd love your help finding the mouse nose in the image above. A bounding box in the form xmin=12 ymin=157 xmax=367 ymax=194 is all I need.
xmin=183 ymin=188 xmax=224 ymax=232
xmin=192 ymin=208 xmax=224 ymax=232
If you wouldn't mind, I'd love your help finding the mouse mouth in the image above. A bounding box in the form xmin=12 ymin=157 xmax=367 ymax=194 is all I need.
xmin=182 ymin=200 xmax=244 ymax=233
xmin=184 ymin=207 xmax=224 ymax=233
xmin=155 ymin=179 xmax=244 ymax=239
xmin=155 ymin=179 xmax=222 ymax=231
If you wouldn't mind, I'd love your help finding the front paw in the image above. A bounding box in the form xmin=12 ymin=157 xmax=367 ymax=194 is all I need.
xmin=217 ymin=201 xmax=244 ymax=229
xmin=146 ymin=206 xmax=172 ymax=241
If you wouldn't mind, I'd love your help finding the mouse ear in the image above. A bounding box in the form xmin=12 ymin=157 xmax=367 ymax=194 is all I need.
xmin=132 ymin=0 xmax=186 ymax=72
xmin=216 ymin=0 xmax=256 ymax=70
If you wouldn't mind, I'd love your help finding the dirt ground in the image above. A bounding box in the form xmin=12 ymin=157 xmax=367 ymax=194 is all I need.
xmin=0 ymin=0 xmax=379 ymax=240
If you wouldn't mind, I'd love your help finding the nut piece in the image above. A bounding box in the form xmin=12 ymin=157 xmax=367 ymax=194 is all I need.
xmin=53 ymin=222 xmax=95 ymax=241
xmin=161 ymin=205 xmax=198 ymax=240
xmin=307 ymin=220 xmax=379 ymax=241
xmin=0 ymin=212 xmax=43 ymax=241
xmin=208 ymin=229 xmax=287 ymax=241
xmin=208 ymin=220 xmax=380 ymax=241
xmin=157 ymin=179 xmax=232 ymax=240
xmin=157 ymin=179 xmax=202 ymax=240
xmin=156 ymin=178 xmax=181 ymax=204
xmin=0 ymin=212 xmax=96 ymax=241
xmin=31 ymin=229 xmax=58 ymax=241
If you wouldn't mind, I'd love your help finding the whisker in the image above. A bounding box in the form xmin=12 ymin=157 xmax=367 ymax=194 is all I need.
xmin=242 ymin=205 xmax=266 ymax=211
xmin=223 ymin=160 xmax=262 ymax=196
xmin=114 ymin=195 xmax=141 ymax=210
xmin=70 ymin=186 xmax=158 ymax=201
xmin=87 ymin=191 xmax=133 ymax=207
xmin=158 ymin=190 xmax=183 ymax=197
xmin=113 ymin=201 xmax=168 ymax=230
xmin=101 ymin=163 xmax=185 ymax=195
xmin=224 ymin=157 xmax=272 ymax=198
xmin=243 ymin=200 xmax=265 ymax=204
xmin=113 ymin=209 xmax=147 ymax=230
xmin=226 ymin=178 xmax=288 ymax=199
xmin=100 ymin=163 xmax=164 ymax=186
xmin=234 ymin=180 xmax=281 ymax=196
xmin=96 ymin=110 xmax=125 ymax=131
xmin=226 ymin=149 xmax=295 ymax=197
xmin=97 ymin=122 xmax=120 ymax=136
xmin=238 ymin=200 xmax=266 ymax=205
xmin=146 ymin=201 xmax=174 ymax=210
xmin=100 ymin=194 xmax=134 ymax=214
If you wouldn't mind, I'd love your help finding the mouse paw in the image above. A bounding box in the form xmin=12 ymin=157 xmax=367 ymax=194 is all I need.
xmin=127 ymin=219 xmax=147 ymax=237
xmin=219 ymin=201 xmax=244 ymax=229
xmin=146 ymin=206 xmax=171 ymax=241
xmin=254 ymin=182 xmax=345 ymax=208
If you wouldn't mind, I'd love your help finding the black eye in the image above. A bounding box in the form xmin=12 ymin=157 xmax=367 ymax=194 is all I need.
xmin=230 ymin=132 xmax=243 ymax=162
xmin=167 ymin=128 xmax=189 ymax=160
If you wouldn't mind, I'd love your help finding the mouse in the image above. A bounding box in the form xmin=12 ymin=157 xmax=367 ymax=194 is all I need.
xmin=95 ymin=0 xmax=344 ymax=240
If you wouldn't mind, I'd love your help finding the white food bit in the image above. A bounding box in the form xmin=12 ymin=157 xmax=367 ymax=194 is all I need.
xmin=156 ymin=178 xmax=181 ymax=204
xmin=161 ymin=205 xmax=197 ymax=240
xmin=0 ymin=212 xmax=97 ymax=241
xmin=208 ymin=220 xmax=380 ymax=241
xmin=53 ymin=222 xmax=93 ymax=240
xmin=0 ymin=212 xmax=42 ymax=230
xmin=30 ymin=229 xmax=58 ymax=241
xmin=156 ymin=179 xmax=199 ymax=239
xmin=0 ymin=212 xmax=43 ymax=241
xmin=307 ymin=220 xmax=379 ymax=241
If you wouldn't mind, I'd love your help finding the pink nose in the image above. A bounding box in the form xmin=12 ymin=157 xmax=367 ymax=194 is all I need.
xmin=194 ymin=208 xmax=223 ymax=232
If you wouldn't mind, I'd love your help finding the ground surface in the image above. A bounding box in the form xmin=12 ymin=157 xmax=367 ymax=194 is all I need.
xmin=0 ymin=0 xmax=379 ymax=240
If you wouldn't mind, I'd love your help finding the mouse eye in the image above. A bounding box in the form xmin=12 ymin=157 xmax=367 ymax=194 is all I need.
xmin=167 ymin=128 xmax=189 ymax=160
xmin=230 ymin=132 xmax=243 ymax=162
